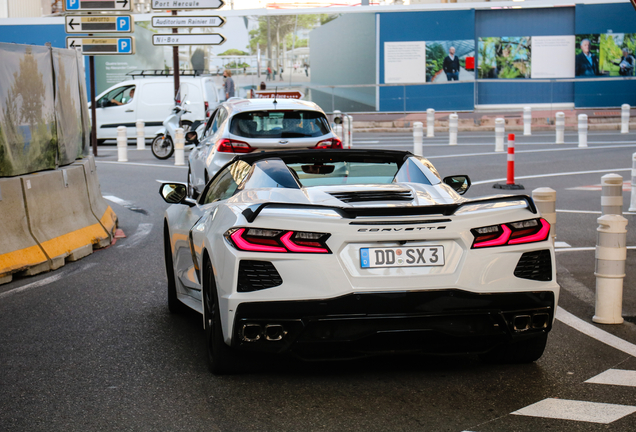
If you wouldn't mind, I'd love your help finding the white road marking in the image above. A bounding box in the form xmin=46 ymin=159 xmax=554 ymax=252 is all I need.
xmin=556 ymin=246 xmax=636 ymax=253
xmin=511 ymin=398 xmax=636 ymax=424
xmin=103 ymin=195 xmax=132 ymax=207
xmin=96 ymin=161 xmax=188 ymax=169
xmin=0 ymin=263 xmax=97 ymax=300
xmin=556 ymin=306 xmax=636 ymax=357
xmin=472 ymin=168 xmax=631 ymax=185
xmin=352 ymin=140 xmax=380 ymax=144
xmin=554 ymin=241 xmax=571 ymax=248
xmin=117 ymin=223 xmax=153 ymax=249
xmin=586 ymin=369 xmax=636 ymax=387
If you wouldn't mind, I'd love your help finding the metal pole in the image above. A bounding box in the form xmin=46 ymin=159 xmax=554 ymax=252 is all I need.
xmin=89 ymin=55 xmax=98 ymax=157
xmin=289 ymin=14 xmax=297 ymax=87
xmin=172 ymin=11 xmax=180 ymax=101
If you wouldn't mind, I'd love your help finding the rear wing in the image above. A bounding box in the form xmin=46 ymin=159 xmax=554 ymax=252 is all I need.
xmin=242 ymin=194 xmax=537 ymax=223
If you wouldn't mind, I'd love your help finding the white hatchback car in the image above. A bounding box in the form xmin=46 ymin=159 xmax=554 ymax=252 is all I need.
xmin=186 ymin=98 xmax=341 ymax=197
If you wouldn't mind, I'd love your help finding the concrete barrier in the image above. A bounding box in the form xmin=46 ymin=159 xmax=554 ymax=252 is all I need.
xmin=22 ymin=166 xmax=112 ymax=268
xmin=0 ymin=177 xmax=50 ymax=283
xmin=72 ymin=156 xmax=117 ymax=241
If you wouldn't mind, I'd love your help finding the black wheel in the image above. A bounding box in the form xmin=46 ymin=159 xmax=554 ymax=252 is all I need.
xmin=187 ymin=166 xmax=199 ymax=199
xmin=164 ymin=224 xmax=185 ymax=314
xmin=203 ymin=257 xmax=240 ymax=374
xmin=479 ymin=333 xmax=548 ymax=364
xmin=181 ymin=120 xmax=193 ymax=134
xmin=151 ymin=135 xmax=174 ymax=160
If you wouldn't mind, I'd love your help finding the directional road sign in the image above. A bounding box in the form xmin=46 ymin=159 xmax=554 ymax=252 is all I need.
xmin=64 ymin=0 xmax=133 ymax=12
xmin=151 ymin=0 xmax=224 ymax=10
xmin=152 ymin=34 xmax=225 ymax=46
xmin=66 ymin=37 xmax=135 ymax=55
xmin=66 ymin=15 xmax=134 ymax=33
xmin=151 ymin=16 xmax=225 ymax=28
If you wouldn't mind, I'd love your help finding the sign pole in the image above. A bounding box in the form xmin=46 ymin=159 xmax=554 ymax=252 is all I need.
xmin=89 ymin=54 xmax=97 ymax=157
xmin=172 ymin=10 xmax=180 ymax=102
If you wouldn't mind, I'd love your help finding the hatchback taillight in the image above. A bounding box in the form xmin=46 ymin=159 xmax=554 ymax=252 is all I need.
xmin=225 ymin=228 xmax=331 ymax=253
xmin=471 ymin=218 xmax=550 ymax=249
xmin=315 ymin=138 xmax=343 ymax=149
xmin=216 ymin=138 xmax=255 ymax=154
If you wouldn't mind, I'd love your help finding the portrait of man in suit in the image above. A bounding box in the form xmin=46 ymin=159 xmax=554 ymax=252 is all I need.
xmin=575 ymin=38 xmax=600 ymax=77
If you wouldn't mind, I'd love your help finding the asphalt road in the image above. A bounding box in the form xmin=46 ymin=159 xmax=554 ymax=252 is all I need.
xmin=2 ymin=129 xmax=636 ymax=431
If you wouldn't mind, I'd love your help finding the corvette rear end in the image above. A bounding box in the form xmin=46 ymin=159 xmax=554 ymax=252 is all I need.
xmin=161 ymin=149 xmax=559 ymax=373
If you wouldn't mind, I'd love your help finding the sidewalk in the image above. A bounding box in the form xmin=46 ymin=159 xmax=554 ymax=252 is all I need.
xmin=349 ymin=108 xmax=636 ymax=132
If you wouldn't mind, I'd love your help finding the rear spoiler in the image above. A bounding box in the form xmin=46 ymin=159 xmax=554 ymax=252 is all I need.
xmin=241 ymin=194 xmax=537 ymax=223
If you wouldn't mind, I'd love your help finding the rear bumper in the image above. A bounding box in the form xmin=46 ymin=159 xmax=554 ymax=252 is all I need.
xmin=231 ymin=290 xmax=555 ymax=360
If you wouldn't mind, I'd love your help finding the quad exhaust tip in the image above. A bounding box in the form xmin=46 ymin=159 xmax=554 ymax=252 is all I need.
xmin=512 ymin=313 xmax=550 ymax=332
xmin=241 ymin=323 xmax=287 ymax=342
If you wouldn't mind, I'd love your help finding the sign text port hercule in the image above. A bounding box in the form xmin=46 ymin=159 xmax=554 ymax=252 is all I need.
xmin=151 ymin=0 xmax=224 ymax=10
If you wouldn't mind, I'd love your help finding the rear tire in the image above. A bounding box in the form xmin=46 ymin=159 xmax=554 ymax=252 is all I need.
xmin=203 ymin=257 xmax=240 ymax=374
xmin=479 ymin=333 xmax=548 ymax=364
xmin=164 ymin=224 xmax=185 ymax=314
xmin=151 ymin=135 xmax=174 ymax=160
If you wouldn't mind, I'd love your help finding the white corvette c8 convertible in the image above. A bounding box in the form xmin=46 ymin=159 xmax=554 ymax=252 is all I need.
xmin=159 ymin=149 xmax=559 ymax=374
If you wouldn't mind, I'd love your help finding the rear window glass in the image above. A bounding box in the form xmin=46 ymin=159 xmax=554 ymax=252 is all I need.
xmin=288 ymin=161 xmax=400 ymax=187
xmin=229 ymin=110 xmax=330 ymax=139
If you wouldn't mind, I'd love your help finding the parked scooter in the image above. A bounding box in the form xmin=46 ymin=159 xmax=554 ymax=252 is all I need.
xmin=151 ymin=101 xmax=203 ymax=160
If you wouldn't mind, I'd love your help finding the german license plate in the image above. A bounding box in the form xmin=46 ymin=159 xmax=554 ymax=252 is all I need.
xmin=360 ymin=246 xmax=444 ymax=268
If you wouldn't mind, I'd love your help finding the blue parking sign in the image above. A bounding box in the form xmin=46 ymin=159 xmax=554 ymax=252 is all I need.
xmin=117 ymin=17 xmax=130 ymax=32
xmin=118 ymin=38 xmax=132 ymax=53
xmin=66 ymin=0 xmax=79 ymax=10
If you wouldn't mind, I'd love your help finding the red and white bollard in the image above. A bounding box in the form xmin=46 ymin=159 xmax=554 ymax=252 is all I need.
xmin=493 ymin=133 xmax=524 ymax=190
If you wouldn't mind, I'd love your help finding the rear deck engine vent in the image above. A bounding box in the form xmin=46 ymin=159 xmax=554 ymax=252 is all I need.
xmin=514 ymin=250 xmax=552 ymax=282
xmin=329 ymin=190 xmax=413 ymax=203
xmin=238 ymin=260 xmax=283 ymax=292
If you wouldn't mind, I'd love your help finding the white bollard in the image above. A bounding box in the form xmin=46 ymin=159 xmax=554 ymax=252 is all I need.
xmin=495 ymin=118 xmax=505 ymax=152
xmin=117 ymin=126 xmax=128 ymax=162
xmin=334 ymin=124 xmax=343 ymax=142
xmin=413 ymin=121 xmax=423 ymax=156
xmin=629 ymin=153 xmax=636 ymax=212
xmin=174 ymin=127 xmax=185 ymax=166
xmin=532 ymin=187 xmax=556 ymax=242
xmin=601 ymin=173 xmax=624 ymax=216
xmin=136 ymin=119 xmax=145 ymax=150
xmin=449 ymin=113 xmax=458 ymax=146
xmin=593 ymin=214 xmax=628 ymax=325
xmin=555 ymin=112 xmax=565 ymax=144
xmin=523 ymin=106 xmax=532 ymax=136
xmin=578 ymin=114 xmax=588 ymax=148
xmin=622 ymin=104 xmax=630 ymax=134
xmin=426 ymin=108 xmax=435 ymax=138
xmin=346 ymin=115 xmax=353 ymax=149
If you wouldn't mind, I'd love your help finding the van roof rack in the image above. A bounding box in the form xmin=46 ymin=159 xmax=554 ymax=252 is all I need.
xmin=126 ymin=69 xmax=211 ymax=79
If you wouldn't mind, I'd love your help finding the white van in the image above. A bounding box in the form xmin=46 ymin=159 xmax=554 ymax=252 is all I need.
xmin=91 ymin=75 xmax=220 ymax=143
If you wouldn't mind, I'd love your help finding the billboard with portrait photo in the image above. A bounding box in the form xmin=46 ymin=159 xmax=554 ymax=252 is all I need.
xmin=425 ymin=40 xmax=475 ymax=83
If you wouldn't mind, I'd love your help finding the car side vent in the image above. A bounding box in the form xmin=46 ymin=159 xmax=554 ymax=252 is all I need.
xmin=237 ymin=261 xmax=283 ymax=292
xmin=329 ymin=190 xmax=413 ymax=203
xmin=514 ymin=250 xmax=552 ymax=282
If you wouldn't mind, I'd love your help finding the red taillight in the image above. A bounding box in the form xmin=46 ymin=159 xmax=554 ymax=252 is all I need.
xmin=471 ymin=218 xmax=550 ymax=249
xmin=216 ymin=138 xmax=255 ymax=154
xmin=315 ymin=138 xmax=343 ymax=149
xmin=205 ymin=101 xmax=209 ymax=111
xmin=225 ymin=228 xmax=330 ymax=254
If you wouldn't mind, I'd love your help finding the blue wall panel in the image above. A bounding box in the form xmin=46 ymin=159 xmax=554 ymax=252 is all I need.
xmin=574 ymin=4 xmax=636 ymax=108
xmin=0 ymin=24 xmax=66 ymax=48
xmin=475 ymin=8 xmax=576 ymax=106
xmin=378 ymin=11 xmax=475 ymax=111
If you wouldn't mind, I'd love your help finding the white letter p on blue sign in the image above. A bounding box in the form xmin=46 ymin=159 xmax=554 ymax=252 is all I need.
xmin=67 ymin=0 xmax=79 ymax=10
xmin=118 ymin=39 xmax=131 ymax=53
xmin=118 ymin=18 xmax=129 ymax=31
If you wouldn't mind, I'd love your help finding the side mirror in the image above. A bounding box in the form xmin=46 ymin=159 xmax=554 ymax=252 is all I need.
xmin=185 ymin=131 xmax=199 ymax=145
xmin=159 ymin=183 xmax=196 ymax=206
xmin=443 ymin=175 xmax=471 ymax=195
